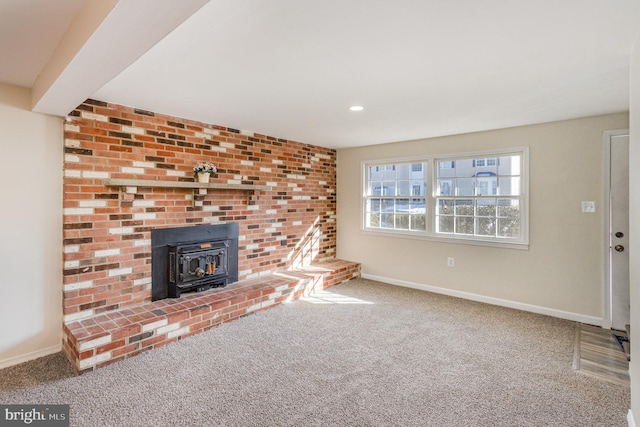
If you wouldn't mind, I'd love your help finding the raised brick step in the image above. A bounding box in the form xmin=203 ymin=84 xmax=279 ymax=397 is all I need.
xmin=62 ymin=260 xmax=360 ymax=372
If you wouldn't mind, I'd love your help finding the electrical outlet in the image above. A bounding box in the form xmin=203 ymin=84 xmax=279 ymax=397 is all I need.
xmin=447 ymin=257 xmax=455 ymax=267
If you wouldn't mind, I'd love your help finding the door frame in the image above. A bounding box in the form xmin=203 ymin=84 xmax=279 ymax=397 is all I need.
xmin=603 ymin=128 xmax=630 ymax=329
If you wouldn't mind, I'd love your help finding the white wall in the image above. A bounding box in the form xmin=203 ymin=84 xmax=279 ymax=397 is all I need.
xmin=337 ymin=113 xmax=628 ymax=323
xmin=0 ymin=83 xmax=63 ymax=368
xmin=629 ymin=32 xmax=640 ymax=427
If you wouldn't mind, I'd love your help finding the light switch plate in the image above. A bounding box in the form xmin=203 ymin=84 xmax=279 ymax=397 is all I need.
xmin=581 ymin=201 xmax=596 ymax=213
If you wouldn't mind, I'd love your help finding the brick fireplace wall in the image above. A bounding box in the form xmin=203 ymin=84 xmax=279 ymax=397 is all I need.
xmin=63 ymin=99 xmax=337 ymax=323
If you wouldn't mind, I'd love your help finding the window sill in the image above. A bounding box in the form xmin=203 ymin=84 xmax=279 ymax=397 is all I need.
xmin=361 ymin=228 xmax=529 ymax=250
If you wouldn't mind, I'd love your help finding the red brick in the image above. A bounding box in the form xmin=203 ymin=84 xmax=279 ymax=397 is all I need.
xmin=111 ymin=324 xmax=142 ymax=341
xmin=167 ymin=311 xmax=190 ymax=324
xmin=111 ymin=342 xmax=141 ymax=358
xmin=96 ymin=339 xmax=126 ymax=354
xmin=140 ymin=334 xmax=168 ymax=349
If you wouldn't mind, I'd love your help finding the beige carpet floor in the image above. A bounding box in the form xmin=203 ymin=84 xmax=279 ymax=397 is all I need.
xmin=0 ymin=278 xmax=630 ymax=426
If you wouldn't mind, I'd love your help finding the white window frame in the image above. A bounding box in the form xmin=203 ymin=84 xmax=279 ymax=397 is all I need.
xmin=361 ymin=147 xmax=529 ymax=249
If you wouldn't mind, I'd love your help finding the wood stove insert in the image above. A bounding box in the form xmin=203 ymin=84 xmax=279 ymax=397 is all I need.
xmin=151 ymin=223 xmax=239 ymax=301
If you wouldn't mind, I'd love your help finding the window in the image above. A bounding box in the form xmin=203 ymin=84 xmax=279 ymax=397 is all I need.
xmin=435 ymin=153 xmax=523 ymax=240
xmin=362 ymin=148 xmax=528 ymax=247
xmin=439 ymin=161 xmax=455 ymax=169
xmin=472 ymin=158 xmax=498 ymax=167
xmin=364 ymin=161 xmax=427 ymax=232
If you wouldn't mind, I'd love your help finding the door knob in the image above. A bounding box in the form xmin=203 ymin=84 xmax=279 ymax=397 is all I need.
xmin=615 ymin=232 xmax=624 ymax=238
xmin=615 ymin=245 xmax=625 ymax=252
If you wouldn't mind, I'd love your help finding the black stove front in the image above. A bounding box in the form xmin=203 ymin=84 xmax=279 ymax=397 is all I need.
xmin=151 ymin=224 xmax=239 ymax=301
xmin=168 ymin=240 xmax=229 ymax=297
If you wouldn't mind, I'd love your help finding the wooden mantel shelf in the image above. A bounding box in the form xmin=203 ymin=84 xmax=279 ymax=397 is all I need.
xmin=103 ymin=179 xmax=271 ymax=192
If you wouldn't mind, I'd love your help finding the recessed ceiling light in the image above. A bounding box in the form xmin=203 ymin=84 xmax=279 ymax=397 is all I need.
xmin=349 ymin=105 xmax=364 ymax=111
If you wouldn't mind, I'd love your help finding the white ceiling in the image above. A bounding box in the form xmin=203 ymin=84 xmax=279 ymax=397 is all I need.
xmin=2 ymin=0 xmax=640 ymax=149
xmin=0 ymin=0 xmax=82 ymax=88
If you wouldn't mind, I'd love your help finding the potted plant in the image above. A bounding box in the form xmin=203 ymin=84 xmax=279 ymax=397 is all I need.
xmin=193 ymin=161 xmax=217 ymax=183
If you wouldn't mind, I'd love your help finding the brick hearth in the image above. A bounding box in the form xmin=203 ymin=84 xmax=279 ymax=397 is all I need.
xmin=63 ymin=260 xmax=360 ymax=372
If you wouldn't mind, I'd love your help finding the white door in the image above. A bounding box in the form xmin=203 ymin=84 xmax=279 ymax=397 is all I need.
xmin=610 ymin=133 xmax=630 ymax=331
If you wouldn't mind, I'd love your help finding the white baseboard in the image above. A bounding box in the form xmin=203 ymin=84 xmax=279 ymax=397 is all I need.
xmin=0 ymin=344 xmax=62 ymax=370
xmin=362 ymin=273 xmax=605 ymax=326
xmin=629 ymin=409 xmax=636 ymax=427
